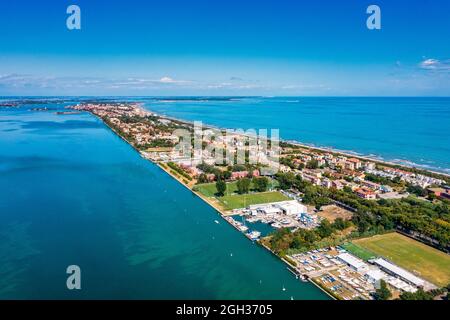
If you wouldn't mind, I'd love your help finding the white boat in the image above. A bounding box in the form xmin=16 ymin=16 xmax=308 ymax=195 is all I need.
xmin=247 ymin=231 xmax=261 ymax=241
xmin=271 ymin=222 xmax=282 ymax=229
xmin=239 ymin=225 xmax=249 ymax=232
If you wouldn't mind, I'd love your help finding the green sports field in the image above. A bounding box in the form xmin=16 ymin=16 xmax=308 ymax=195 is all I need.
xmin=340 ymin=242 xmax=378 ymax=261
xmin=193 ymin=179 xmax=279 ymax=198
xmin=194 ymin=180 xmax=288 ymax=210
xmin=220 ymin=191 xmax=290 ymax=210
xmin=193 ymin=182 xmax=239 ymax=197
xmin=354 ymin=233 xmax=450 ymax=287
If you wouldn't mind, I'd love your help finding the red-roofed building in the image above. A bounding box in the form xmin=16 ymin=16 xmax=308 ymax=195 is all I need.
xmin=355 ymin=187 xmax=377 ymax=200
xmin=231 ymin=170 xmax=260 ymax=180
xmin=231 ymin=171 xmax=249 ymax=180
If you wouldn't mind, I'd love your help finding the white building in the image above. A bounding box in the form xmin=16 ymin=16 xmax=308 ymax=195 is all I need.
xmin=274 ymin=200 xmax=307 ymax=216
xmin=338 ymin=253 xmax=370 ymax=273
xmin=248 ymin=200 xmax=307 ymax=216
xmin=364 ymin=269 xmax=386 ymax=288
xmin=365 ymin=162 xmax=376 ymax=170
xmin=371 ymin=258 xmax=426 ymax=288
xmin=386 ymin=277 xmax=417 ymax=293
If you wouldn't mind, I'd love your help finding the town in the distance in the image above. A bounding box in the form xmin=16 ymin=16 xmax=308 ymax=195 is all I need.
xmin=69 ymin=102 xmax=450 ymax=301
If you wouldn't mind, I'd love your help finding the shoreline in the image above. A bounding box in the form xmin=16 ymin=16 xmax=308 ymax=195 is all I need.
xmin=142 ymin=107 xmax=450 ymax=178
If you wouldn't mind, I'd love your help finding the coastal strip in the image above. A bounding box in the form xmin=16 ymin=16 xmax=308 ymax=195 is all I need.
xmin=67 ymin=102 xmax=450 ymax=300
xmin=144 ymin=108 xmax=450 ymax=178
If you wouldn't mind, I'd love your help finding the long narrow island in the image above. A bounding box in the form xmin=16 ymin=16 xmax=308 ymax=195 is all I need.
xmin=69 ymin=102 xmax=450 ymax=300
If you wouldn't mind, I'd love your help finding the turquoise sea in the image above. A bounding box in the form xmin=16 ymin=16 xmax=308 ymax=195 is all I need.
xmin=1 ymin=96 xmax=449 ymax=299
xmin=140 ymin=97 xmax=450 ymax=174
xmin=0 ymin=101 xmax=328 ymax=300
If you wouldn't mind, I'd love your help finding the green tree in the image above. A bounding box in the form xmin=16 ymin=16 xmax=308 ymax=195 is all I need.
xmin=253 ymin=177 xmax=269 ymax=192
xmin=332 ymin=217 xmax=350 ymax=230
xmin=216 ymin=179 xmax=227 ymax=196
xmin=197 ymin=173 xmax=209 ymax=184
xmin=406 ymin=185 xmax=428 ymax=197
xmin=232 ymin=164 xmax=247 ymax=172
xmin=428 ymin=193 xmax=437 ymax=201
xmin=222 ymin=170 xmax=232 ymax=180
xmin=374 ymin=280 xmax=392 ymax=300
xmin=343 ymin=186 xmax=353 ymax=193
xmin=306 ymin=159 xmax=319 ymax=169
xmin=314 ymin=196 xmax=331 ymax=211
xmin=399 ymin=288 xmax=433 ymax=300
xmin=237 ymin=178 xmax=251 ymax=194
xmin=316 ymin=219 xmax=334 ymax=238
xmin=276 ymin=172 xmax=296 ymax=190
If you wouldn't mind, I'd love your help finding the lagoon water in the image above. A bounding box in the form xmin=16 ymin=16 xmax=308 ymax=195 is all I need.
xmin=142 ymin=97 xmax=450 ymax=174
xmin=0 ymin=103 xmax=328 ymax=299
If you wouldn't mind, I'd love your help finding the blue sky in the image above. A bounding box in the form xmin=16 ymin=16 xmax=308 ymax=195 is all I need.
xmin=0 ymin=0 xmax=449 ymax=96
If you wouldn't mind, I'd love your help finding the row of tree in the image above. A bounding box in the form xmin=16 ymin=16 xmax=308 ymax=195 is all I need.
xmin=215 ymin=177 xmax=270 ymax=196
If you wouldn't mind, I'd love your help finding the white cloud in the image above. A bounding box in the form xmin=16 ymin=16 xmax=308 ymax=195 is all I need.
xmin=0 ymin=72 xmax=330 ymax=94
xmin=157 ymin=76 xmax=193 ymax=85
xmin=0 ymin=74 xmax=196 ymax=91
xmin=419 ymin=58 xmax=450 ymax=71
xmin=159 ymin=76 xmax=175 ymax=83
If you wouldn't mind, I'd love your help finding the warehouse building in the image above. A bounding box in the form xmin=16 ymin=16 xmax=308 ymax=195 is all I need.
xmin=337 ymin=253 xmax=370 ymax=273
xmin=371 ymin=258 xmax=426 ymax=288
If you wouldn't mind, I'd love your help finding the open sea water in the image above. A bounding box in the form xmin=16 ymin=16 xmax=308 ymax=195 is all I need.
xmin=141 ymin=97 xmax=450 ymax=174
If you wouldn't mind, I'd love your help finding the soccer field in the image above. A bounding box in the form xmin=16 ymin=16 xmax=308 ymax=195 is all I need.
xmin=193 ymin=181 xmax=289 ymax=210
xmin=194 ymin=179 xmax=279 ymax=198
xmin=194 ymin=181 xmax=240 ymax=197
xmin=220 ymin=191 xmax=290 ymax=210
xmin=354 ymin=233 xmax=450 ymax=287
